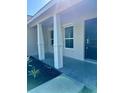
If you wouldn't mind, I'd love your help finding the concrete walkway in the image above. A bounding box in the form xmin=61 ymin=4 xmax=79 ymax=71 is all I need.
xmin=33 ymin=53 xmax=97 ymax=91
xmin=28 ymin=74 xmax=84 ymax=93
xmin=60 ymin=56 xmax=97 ymax=90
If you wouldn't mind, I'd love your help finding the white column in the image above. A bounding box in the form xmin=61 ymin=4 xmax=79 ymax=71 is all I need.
xmin=37 ymin=23 xmax=45 ymax=60
xmin=53 ymin=14 xmax=63 ymax=69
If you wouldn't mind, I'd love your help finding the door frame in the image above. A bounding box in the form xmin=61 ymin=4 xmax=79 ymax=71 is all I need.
xmin=83 ymin=17 xmax=97 ymax=63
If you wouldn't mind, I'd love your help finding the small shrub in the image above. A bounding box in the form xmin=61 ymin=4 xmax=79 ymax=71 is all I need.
xmin=27 ymin=56 xmax=40 ymax=79
xmin=28 ymin=67 xmax=40 ymax=79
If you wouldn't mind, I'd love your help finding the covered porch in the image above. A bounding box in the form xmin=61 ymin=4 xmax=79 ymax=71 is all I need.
xmin=27 ymin=0 xmax=97 ymax=69
xmin=28 ymin=0 xmax=97 ymax=91
xmin=33 ymin=53 xmax=97 ymax=90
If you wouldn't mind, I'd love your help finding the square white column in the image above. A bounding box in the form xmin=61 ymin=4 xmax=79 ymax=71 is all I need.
xmin=53 ymin=14 xmax=63 ymax=69
xmin=37 ymin=23 xmax=45 ymax=60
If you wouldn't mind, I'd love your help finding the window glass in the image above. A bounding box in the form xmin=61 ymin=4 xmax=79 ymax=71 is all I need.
xmin=65 ymin=26 xmax=73 ymax=38
xmin=51 ymin=40 xmax=54 ymax=45
xmin=65 ymin=39 xmax=73 ymax=48
xmin=65 ymin=26 xmax=74 ymax=48
xmin=51 ymin=30 xmax=53 ymax=39
xmin=51 ymin=30 xmax=54 ymax=46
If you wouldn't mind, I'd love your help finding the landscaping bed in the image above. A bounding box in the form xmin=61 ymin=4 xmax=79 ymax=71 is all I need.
xmin=27 ymin=56 xmax=61 ymax=91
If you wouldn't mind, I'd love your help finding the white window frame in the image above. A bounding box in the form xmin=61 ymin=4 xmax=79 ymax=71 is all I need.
xmin=64 ymin=25 xmax=74 ymax=49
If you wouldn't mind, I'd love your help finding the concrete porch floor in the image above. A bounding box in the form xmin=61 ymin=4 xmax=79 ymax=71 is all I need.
xmin=33 ymin=53 xmax=97 ymax=91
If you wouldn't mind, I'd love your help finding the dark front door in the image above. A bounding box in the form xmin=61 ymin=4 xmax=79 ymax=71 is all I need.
xmin=85 ymin=18 xmax=97 ymax=60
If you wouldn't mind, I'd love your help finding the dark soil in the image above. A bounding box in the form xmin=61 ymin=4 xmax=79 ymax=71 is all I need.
xmin=27 ymin=56 xmax=61 ymax=91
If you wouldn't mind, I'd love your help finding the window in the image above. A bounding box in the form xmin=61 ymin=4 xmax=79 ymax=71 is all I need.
xmin=50 ymin=30 xmax=54 ymax=46
xmin=64 ymin=26 xmax=74 ymax=48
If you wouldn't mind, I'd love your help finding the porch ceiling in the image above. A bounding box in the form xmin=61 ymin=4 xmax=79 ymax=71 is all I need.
xmin=60 ymin=0 xmax=97 ymax=23
xmin=42 ymin=17 xmax=53 ymax=29
xmin=41 ymin=0 xmax=97 ymax=28
xmin=28 ymin=0 xmax=96 ymax=27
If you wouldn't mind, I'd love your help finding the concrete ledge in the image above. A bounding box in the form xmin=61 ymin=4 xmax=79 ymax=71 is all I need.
xmin=28 ymin=74 xmax=84 ymax=93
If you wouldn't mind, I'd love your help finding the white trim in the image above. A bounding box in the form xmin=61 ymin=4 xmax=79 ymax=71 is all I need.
xmin=62 ymin=23 xmax=73 ymax=28
xmin=81 ymin=20 xmax=85 ymax=60
xmin=29 ymin=15 xmax=53 ymax=27
xmin=83 ymin=59 xmax=97 ymax=64
xmin=28 ymin=0 xmax=56 ymax=24
xmin=53 ymin=14 xmax=63 ymax=69
xmin=37 ymin=23 xmax=45 ymax=60
xmin=83 ymin=17 xmax=97 ymax=21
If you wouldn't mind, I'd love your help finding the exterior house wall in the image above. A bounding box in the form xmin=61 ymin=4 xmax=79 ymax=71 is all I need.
xmin=44 ymin=21 xmax=84 ymax=60
xmin=39 ymin=25 xmax=53 ymax=54
xmin=60 ymin=11 xmax=96 ymax=60
xmin=42 ymin=26 xmax=49 ymax=53
xmin=62 ymin=21 xmax=84 ymax=60
xmin=41 ymin=25 xmax=54 ymax=54
xmin=27 ymin=26 xmax=38 ymax=56
xmin=27 ymin=0 xmax=97 ymax=61
xmin=46 ymin=28 xmax=54 ymax=53
xmin=41 ymin=14 xmax=96 ymax=61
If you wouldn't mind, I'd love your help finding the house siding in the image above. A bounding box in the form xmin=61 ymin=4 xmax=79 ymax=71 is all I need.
xmin=44 ymin=19 xmax=84 ymax=61
xmin=27 ymin=26 xmax=38 ymax=56
xmin=27 ymin=0 xmax=97 ymax=61
xmin=43 ymin=17 xmax=96 ymax=61
xmin=62 ymin=20 xmax=84 ymax=60
xmin=44 ymin=27 xmax=54 ymax=54
xmin=60 ymin=10 xmax=96 ymax=60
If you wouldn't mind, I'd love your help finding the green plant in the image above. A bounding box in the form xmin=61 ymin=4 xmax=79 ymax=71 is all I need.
xmin=28 ymin=67 xmax=40 ymax=79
